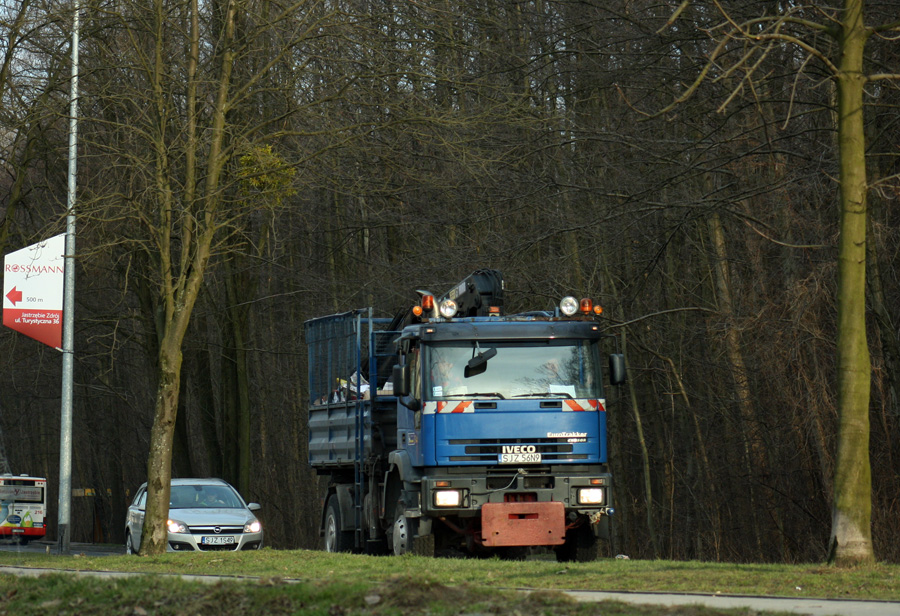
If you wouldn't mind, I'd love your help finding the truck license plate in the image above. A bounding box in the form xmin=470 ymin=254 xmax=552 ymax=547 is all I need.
xmin=201 ymin=535 xmax=235 ymax=545
xmin=499 ymin=453 xmax=541 ymax=464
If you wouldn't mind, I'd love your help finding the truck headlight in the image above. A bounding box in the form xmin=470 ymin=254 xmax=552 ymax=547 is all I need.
xmin=167 ymin=519 xmax=187 ymax=534
xmin=577 ymin=488 xmax=604 ymax=505
xmin=434 ymin=490 xmax=462 ymax=507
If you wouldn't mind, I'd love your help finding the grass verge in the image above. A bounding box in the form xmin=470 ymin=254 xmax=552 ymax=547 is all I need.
xmin=0 ymin=572 xmax=808 ymax=616
xmin=1 ymin=548 xmax=899 ymax=602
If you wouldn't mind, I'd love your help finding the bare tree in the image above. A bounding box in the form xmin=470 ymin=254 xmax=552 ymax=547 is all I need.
xmin=77 ymin=0 xmax=342 ymax=554
xmin=657 ymin=0 xmax=900 ymax=566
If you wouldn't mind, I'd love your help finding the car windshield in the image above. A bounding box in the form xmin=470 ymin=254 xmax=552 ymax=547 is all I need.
xmin=424 ymin=339 xmax=604 ymax=401
xmin=169 ymin=485 xmax=243 ymax=509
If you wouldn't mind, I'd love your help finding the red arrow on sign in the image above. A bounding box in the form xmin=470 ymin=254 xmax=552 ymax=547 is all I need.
xmin=5 ymin=286 xmax=22 ymax=306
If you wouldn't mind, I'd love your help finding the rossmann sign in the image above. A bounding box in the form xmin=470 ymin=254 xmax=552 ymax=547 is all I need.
xmin=2 ymin=234 xmax=65 ymax=349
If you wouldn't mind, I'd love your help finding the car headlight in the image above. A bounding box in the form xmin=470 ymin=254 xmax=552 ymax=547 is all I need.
xmin=244 ymin=519 xmax=262 ymax=533
xmin=167 ymin=519 xmax=187 ymax=534
xmin=559 ymin=296 xmax=579 ymax=316
xmin=577 ymin=488 xmax=604 ymax=505
xmin=434 ymin=489 xmax=462 ymax=508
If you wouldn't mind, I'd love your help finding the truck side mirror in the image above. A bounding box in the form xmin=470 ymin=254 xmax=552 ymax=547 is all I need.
xmin=392 ymin=364 xmax=410 ymax=396
xmin=393 ymin=364 xmax=421 ymax=411
xmin=609 ymin=353 xmax=626 ymax=385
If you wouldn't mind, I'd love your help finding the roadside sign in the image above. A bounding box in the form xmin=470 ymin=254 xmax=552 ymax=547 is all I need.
xmin=2 ymin=234 xmax=66 ymax=349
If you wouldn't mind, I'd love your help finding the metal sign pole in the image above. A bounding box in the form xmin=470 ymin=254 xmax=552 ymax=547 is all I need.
xmin=58 ymin=0 xmax=79 ymax=556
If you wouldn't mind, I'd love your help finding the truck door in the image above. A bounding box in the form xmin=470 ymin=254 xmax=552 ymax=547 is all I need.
xmin=397 ymin=348 xmax=425 ymax=466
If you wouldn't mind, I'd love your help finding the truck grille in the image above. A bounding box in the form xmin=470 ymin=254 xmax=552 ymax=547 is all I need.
xmin=447 ymin=437 xmax=588 ymax=462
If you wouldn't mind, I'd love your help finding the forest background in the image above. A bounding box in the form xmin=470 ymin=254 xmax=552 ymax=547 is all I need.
xmin=0 ymin=0 xmax=898 ymax=563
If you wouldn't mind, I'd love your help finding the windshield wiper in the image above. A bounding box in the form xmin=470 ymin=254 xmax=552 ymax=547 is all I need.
xmin=512 ymin=392 xmax=574 ymax=399
xmin=443 ymin=392 xmax=506 ymax=399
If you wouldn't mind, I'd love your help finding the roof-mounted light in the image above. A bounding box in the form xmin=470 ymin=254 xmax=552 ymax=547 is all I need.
xmin=422 ymin=295 xmax=434 ymax=311
xmin=580 ymin=298 xmax=593 ymax=314
xmin=439 ymin=298 xmax=458 ymax=318
xmin=560 ymin=296 xmax=579 ymax=316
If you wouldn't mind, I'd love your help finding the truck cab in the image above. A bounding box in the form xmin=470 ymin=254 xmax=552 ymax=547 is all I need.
xmin=390 ymin=316 xmax=621 ymax=559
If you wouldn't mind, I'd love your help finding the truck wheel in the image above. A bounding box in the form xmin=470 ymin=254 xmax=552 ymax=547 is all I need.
xmin=324 ymin=496 xmax=353 ymax=553
xmin=391 ymin=508 xmax=414 ymax=555
xmin=388 ymin=504 xmax=435 ymax=556
xmin=556 ymin=523 xmax=600 ymax=562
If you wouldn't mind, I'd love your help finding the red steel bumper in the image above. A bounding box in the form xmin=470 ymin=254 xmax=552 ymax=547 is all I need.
xmin=481 ymin=501 xmax=566 ymax=547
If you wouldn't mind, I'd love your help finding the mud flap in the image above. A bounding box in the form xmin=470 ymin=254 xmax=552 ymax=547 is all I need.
xmin=481 ymin=501 xmax=566 ymax=547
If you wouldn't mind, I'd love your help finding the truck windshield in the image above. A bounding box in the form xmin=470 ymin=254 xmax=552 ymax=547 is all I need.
xmin=424 ymin=340 xmax=604 ymax=401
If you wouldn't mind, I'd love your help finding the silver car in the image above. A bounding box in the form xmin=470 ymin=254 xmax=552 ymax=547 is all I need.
xmin=125 ymin=478 xmax=263 ymax=553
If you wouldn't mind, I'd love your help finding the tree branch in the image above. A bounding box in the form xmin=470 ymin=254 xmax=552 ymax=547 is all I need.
xmin=867 ymin=73 xmax=900 ymax=82
xmin=606 ymin=307 xmax=717 ymax=329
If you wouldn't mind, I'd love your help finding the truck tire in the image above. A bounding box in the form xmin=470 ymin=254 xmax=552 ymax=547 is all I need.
xmin=324 ymin=496 xmax=354 ymax=553
xmin=389 ymin=504 xmax=434 ymax=557
xmin=556 ymin=523 xmax=600 ymax=562
xmin=390 ymin=507 xmax=414 ymax=555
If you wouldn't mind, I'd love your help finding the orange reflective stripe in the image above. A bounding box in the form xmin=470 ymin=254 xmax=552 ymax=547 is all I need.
xmin=564 ymin=399 xmax=586 ymax=412
xmin=451 ymin=401 xmax=472 ymax=413
xmin=433 ymin=400 xmax=473 ymax=413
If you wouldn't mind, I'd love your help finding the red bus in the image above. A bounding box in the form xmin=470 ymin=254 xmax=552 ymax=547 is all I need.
xmin=0 ymin=475 xmax=46 ymax=543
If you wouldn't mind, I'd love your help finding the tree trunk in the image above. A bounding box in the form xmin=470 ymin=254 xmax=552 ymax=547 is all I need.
xmin=622 ymin=329 xmax=660 ymax=558
xmin=866 ymin=205 xmax=900 ymax=422
xmin=224 ymin=260 xmax=252 ymax=495
xmin=140 ymin=0 xmax=234 ymax=555
xmin=706 ymin=210 xmax=767 ymax=558
xmin=142 ymin=333 xmax=184 ymax=553
xmin=829 ymin=0 xmax=874 ymax=566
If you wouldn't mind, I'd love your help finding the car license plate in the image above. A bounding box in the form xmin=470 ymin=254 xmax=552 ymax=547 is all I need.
xmin=201 ymin=535 xmax=235 ymax=545
xmin=499 ymin=453 xmax=541 ymax=464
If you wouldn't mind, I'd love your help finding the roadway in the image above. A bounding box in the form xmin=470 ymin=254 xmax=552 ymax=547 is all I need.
xmin=0 ymin=539 xmax=124 ymax=557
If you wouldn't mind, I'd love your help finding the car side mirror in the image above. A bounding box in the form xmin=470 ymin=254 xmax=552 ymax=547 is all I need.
xmin=248 ymin=503 xmax=261 ymax=511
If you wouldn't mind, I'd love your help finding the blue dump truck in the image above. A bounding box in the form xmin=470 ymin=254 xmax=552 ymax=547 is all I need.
xmin=305 ymin=270 xmax=625 ymax=560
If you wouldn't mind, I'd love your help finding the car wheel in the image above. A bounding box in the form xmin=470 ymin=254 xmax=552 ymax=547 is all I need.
xmin=323 ymin=496 xmax=353 ymax=553
xmin=125 ymin=531 xmax=137 ymax=555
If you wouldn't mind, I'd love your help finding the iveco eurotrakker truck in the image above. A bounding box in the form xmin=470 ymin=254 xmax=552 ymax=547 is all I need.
xmin=305 ymin=270 xmax=625 ymax=560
